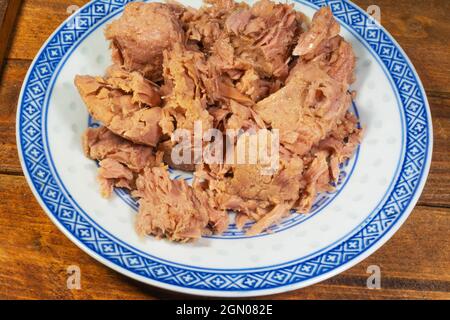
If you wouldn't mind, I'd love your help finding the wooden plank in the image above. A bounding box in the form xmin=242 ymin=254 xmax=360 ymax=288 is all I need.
xmin=0 ymin=59 xmax=29 ymax=175
xmin=0 ymin=2 xmax=7 ymax=27
xmin=0 ymin=0 xmax=23 ymax=74
xmin=0 ymin=174 xmax=449 ymax=299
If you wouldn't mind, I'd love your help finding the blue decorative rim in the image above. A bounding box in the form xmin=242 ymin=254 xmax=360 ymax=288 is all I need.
xmin=16 ymin=0 xmax=432 ymax=296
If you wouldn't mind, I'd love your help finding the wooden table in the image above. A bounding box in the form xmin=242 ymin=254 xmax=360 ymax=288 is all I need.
xmin=0 ymin=0 xmax=449 ymax=300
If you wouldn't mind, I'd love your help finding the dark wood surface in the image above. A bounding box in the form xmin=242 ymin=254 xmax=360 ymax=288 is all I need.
xmin=0 ymin=0 xmax=449 ymax=299
xmin=0 ymin=0 xmax=23 ymax=73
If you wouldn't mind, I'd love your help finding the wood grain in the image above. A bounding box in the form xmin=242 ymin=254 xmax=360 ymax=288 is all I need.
xmin=0 ymin=1 xmax=8 ymax=28
xmin=0 ymin=0 xmax=23 ymax=73
xmin=0 ymin=59 xmax=28 ymax=175
xmin=0 ymin=0 xmax=449 ymax=299
xmin=353 ymin=0 xmax=450 ymax=94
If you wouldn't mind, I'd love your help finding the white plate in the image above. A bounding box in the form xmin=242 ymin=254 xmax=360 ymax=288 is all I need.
xmin=16 ymin=0 xmax=432 ymax=297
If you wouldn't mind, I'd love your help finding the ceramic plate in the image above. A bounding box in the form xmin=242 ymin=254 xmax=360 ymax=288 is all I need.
xmin=16 ymin=0 xmax=432 ymax=297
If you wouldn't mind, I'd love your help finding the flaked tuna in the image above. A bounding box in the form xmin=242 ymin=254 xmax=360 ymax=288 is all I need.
xmin=75 ymin=67 xmax=163 ymax=147
xmin=83 ymin=126 xmax=162 ymax=197
xmin=75 ymin=0 xmax=363 ymax=240
xmin=134 ymin=166 xmax=228 ymax=242
xmin=254 ymin=61 xmax=352 ymax=156
xmin=105 ymin=2 xmax=185 ymax=81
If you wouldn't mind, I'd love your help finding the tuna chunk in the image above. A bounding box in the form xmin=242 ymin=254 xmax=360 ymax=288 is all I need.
xmin=218 ymin=156 xmax=304 ymax=207
xmin=206 ymin=114 xmax=361 ymax=233
xmin=254 ymin=61 xmax=352 ymax=156
xmin=75 ymin=68 xmax=163 ymax=147
xmin=182 ymin=0 xmax=245 ymax=50
xmin=225 ymin=0 xmax=302 ymax=78
xmin=161 ymin=43 xmax=213 ymax=132
xmin=97 ymin=158 xmax=134 ymax=197
xmin=293 ymin=7 xmax=340 ymax=58
xmin=235 ymin=68 xmax=279 ymax=102
xmin=295 ymin=113 xmax=363 ymax=213
xmin=105 ymin=2 xmax=185 ymax=81
xmin=158 ymin=140 xmax=196 ymax=172
xmin=105 ymin=65 xmax=162 ymax=106
xmin=292 ymin=6 xmax=355 ymax=85
xmin=83 ymin=126 xmax=161 ymax=197
xmin=246 ymin=203 xmax=291 ymax=236
xmin=183 ymin=0 xmax=303 ymax=107
xmin=316 ymin=112 xmax=363 ymax=179
xmin=193 ymin=131 xmax=304 ymax=232
xmin=133 ymin=166 xmax=228 ymax=242
xmin=326 ymin=39 xmax=356 ymax=85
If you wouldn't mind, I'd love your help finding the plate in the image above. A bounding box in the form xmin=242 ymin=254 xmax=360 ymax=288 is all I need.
xmin=16 ymin=0 xmax=432 ymax=297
